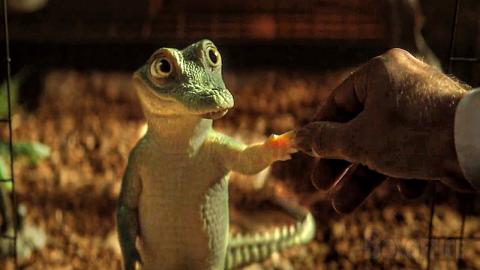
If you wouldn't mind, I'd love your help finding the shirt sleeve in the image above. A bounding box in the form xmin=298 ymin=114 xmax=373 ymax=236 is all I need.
xmin=454 ymin=88 xmax=480 ymax=189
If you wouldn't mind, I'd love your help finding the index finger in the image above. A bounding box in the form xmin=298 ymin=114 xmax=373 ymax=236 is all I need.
xmin=314 ymin=63 xmax=371 ymax=122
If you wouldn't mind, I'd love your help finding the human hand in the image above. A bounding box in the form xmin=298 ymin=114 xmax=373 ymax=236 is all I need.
xmin=295 ymin=48 xmax=474 ymax=213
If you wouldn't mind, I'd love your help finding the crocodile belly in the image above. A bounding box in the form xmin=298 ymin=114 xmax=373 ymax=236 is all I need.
xmin=138 ymin=175 xmax=230 ymax=270
xmin=201 ymin=176 xmax=229 ymax=269
xmin=138 ymin=195 xmax=213 ymax=269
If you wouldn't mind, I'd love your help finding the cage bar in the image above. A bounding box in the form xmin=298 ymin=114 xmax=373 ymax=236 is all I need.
xmin=449 ymin=57 xmax=479 ymax=62
xmin=426 ymin=0 xmax=480 ymax=269
xmin=2 ymin=0 xmax=18 ymax=267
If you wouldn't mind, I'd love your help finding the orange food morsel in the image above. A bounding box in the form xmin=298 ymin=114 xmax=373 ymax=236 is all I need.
xmin=267 ymin=131 xmax=295 ymax=147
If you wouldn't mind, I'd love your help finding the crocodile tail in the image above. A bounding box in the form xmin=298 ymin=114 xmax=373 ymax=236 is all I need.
xmin=225 ymin=199 xmax=316 ymax=269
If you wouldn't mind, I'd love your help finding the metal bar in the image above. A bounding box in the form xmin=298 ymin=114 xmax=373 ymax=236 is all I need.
xmin=447 ymin=0 xmax=461 ymax=73
xmin=426 ymin=0 xmax=462 ymax=268
xmin=391 ymin=236 xmax=480 ymax=240
xmin=0 ymin=119 xmax=9 ymax=123
xmin=445 ymin=1 xmax=467 ymax=268
xmin=0 ymin=178 xmax=12 ymax=182
xmin=459 ymin=206 xmax=467 ymax=260
xmin=0 ymin=234 xmax=15 ymax=240
xmin=449 ymin=57 xmax=479 ymax=62
xmin=427 ymin=236 xmax=480 ymax=240
xmin=426 ymin=184 xmax=436 ymax=270
xmin=457 ymin=195 xmax=474 ymax=267
xmin=2 ymin=0 xmax=18 ymax=267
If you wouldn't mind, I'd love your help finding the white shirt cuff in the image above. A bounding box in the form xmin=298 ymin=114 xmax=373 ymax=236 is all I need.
xmin=455 ymin=88 xmax=480 ymax=189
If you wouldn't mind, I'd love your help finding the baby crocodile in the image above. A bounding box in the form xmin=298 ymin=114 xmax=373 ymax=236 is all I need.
xmin=117 ymin=39 xmax=315 ymax=270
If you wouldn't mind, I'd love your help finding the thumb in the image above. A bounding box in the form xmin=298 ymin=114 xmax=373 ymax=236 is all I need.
xmin=296 ymin=121 xmax=357 ymax=161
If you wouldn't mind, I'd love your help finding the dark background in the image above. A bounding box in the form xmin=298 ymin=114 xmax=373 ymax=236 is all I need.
xmin=2 ymin=0 xmax=478 ymax=71
xmin=2 ymin=0 xmax=478 ymax=111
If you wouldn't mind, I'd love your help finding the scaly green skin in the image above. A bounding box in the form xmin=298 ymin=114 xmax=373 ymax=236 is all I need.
xmin=117 ymin=40 xmax=314 ymax=270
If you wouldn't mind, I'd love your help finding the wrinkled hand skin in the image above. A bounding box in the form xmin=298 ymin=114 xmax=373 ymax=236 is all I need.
xmin=295 ymin=48 xmax=475 ymax=214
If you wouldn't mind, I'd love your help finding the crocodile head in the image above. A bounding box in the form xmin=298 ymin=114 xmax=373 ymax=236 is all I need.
xmin=133 ymin=39 xmax=234 ymax=120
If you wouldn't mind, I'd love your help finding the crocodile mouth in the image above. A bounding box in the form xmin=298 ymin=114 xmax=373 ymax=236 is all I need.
xmin=201 ymin=108 xmax=229 ymax=119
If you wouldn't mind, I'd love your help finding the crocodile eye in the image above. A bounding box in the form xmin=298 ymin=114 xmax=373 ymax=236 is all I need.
xmin=150 ymin=58 xmax=172 ymax=78
xmin=206 ymin=47 xmax=221 ymax=67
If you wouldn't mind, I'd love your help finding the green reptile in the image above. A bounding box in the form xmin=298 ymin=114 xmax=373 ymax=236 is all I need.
xmin=117 ymin=39 xmax=315 ymax=270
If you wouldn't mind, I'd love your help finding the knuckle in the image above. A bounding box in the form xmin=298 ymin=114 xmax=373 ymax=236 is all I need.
xmin=370 ymin=48 xmax=412 ymax=72
xmin=341 ymin=133 xmax=361 ymax=161
xmin=312 ymin=122 xmax=346 ymax=157
xmin=310 ymin=123 xmax=328 ymax=154
xmin=340 ymin=121 xmax=366 ymax=162
xmin=368 ymin=55 xmax=389 ymax=72
xmin=384 ymin=48 xmax=412 ymax=61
